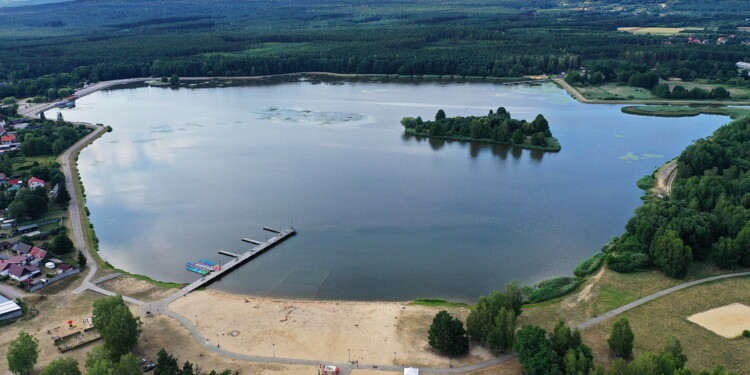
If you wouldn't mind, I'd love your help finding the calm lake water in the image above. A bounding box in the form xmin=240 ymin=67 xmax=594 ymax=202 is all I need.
xmin=51 ymin=79 xmax=728 ymax=302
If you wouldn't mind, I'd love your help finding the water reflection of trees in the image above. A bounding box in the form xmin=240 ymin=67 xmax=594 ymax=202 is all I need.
xmin=401 ymin=133 xmax=545 ymax=162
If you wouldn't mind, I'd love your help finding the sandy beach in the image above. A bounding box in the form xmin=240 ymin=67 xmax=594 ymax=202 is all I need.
xmin=170 ymin=291 xmax=494 ymax=369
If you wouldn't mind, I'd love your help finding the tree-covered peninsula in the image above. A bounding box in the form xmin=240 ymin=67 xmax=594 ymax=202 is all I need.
xmin=401 ymin=108 xmax=560 ymax=152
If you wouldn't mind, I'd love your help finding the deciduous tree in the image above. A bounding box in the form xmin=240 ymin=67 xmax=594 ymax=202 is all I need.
xmin=608 ymin=317 xmax=634 ymax=359
xmin=7 ymin=331 xmax=39 ymax=375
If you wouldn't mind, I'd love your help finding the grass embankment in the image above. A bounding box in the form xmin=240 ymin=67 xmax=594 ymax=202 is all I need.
xmin=66 ymin=125 xmax=184 ymax=289
xmin=581 ymin=275 xmax=750 ymax=372
xmin=621 ymin=105 xmax=750 ymax=119
xmin=404 ymin=129 xmax=561 ymax=152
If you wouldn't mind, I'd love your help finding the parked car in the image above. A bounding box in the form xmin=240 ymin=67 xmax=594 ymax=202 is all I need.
xmin=136 ymin=358 xmax=147 ymax=366
xmin=143 ymin=364 xmax=156 ymax=372
xmin=0 ymin=233 xmax=7 ymax=238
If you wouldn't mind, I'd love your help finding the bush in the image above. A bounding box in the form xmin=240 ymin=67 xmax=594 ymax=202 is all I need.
xmin=574 ymin=253 xmax=606 ymax=277
xmin=607 ymin=252 xmax=651 ymax=273
xmin=743 ymin=330 xmax=750 ymax=338
xmin=525 ymin=277 xmax=583 ymax=303
xmin=636 ymin=175 xmax=654 ymax=191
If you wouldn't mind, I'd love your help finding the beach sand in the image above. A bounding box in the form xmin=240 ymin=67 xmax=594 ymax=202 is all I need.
xmin=170 ymin=291 xmax=494 ymax=369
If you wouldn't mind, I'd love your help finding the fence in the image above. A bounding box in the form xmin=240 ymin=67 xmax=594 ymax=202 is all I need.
xmin=28 ymin=268 xmax=81 ymax=292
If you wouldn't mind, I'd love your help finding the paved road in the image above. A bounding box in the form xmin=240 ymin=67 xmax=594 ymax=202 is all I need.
xmin=91 ymin=272 xmax=122 ymax=284
xmin=0 ymin=283 xmax=27 ymax=300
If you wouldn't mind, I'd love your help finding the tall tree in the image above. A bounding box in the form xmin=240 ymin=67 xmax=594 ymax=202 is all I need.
xmin=514 ymin=325 xmax=561 ymax=375
xmin=92 ymin=295 xmax=142 ymax=361
xmin=608 ymin=317 xmax=634 ymax=359
xmin=155 ymin=348 xmax=180 ymax=375
xmin=487 ymin=307 xmax=515 ymax=353
xmin=650 ymin=228 xmax=692 ymax=278
xmin=7 ymin=331 xmax=39 ymax=375
xmin=435 ymin=109 xmax=446 ymax=121
xmin=661 ymin=336 xmax=687 ymax=369
xmin=427 ymin=310 xmax=469 ymax=357
xmin=40 ymin=358 xmax=81 ymax=375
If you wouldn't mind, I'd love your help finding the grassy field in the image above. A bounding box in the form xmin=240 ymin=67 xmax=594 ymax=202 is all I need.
xmin=581 ymin=276 xmax=750 ymax=372
xmin=578 ymin=83 xmax=657 ymax=100
xmin=621 ymin=105 xmax=750 ymax=119
xmin=664 ymin=79 xmax=750 ymax=100
xmin=617 ymin=27 xmax=703 ymax=35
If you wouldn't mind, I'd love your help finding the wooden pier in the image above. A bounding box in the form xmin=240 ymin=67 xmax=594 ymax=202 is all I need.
xmin=218 ymin=250 xmax=239 ymax=258
xmin=176 ymin=227 xmax=296 ymax=296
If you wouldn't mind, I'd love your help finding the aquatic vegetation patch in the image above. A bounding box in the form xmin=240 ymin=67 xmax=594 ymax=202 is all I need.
xmin=252 ymin=107 xmax=364 ymax=125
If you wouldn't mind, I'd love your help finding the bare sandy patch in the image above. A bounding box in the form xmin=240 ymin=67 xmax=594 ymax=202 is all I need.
xmin=99 ymin=275 xmax=177 ymax=302
xmin=169 ymin=291 xmax=491 ymax=368
xmin=687 ymin=303 xmax=750 ymax=338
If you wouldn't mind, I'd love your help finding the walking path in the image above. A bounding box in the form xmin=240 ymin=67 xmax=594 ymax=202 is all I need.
xmin=48 ymin=76 xmax=750 ymax=373
xmin=90 ymin=272 xmax=122 ymax=285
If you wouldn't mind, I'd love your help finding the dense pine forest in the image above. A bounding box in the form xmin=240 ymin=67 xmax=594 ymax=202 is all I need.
xmin=0 ymin=0 xmax=749 ymax=99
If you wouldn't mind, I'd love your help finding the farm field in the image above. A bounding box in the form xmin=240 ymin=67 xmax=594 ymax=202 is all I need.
xmin=616 ymin=27 xmax=703 ymax=35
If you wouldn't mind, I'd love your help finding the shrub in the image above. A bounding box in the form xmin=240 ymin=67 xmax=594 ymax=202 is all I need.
xmin=743 ymin=330 xmax=750 ymax=338
xmin=574 ymin=253 xmax=606 ymax=277
xmin=525 ymin=277 xmax=583 ymax=303
xmin=636 ymin=175 xmax=654 ymax=191
xmin=607 ymin=252 xmax=651 ymax=273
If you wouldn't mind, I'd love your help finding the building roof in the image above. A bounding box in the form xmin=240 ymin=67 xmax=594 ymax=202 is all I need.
xmin=29 ymin=247 xmax=47 ymax=260
xmin=7 ymin=179 xmax=21 ymax=185
xmin=0 ymin=300 xmax=21 ymax=317
xmin=28 ymin=177 xmax=44 ymax=186
xmin=0 ymin=173 xmax=7 ymax=179
xmin=58 ymin=263 xmax=73 ymax=271
xmin=0 ymin=261 xmax=12 ymax=272
xmin=8 ymin=264 xmax=39 ymax=278
xmin=0 ymin=134 xmax=16 ymax=142
xmin=12 ymin=242 xmax=32 ymax=254
xmin=16 ymin=224 xmax=38 ymax=232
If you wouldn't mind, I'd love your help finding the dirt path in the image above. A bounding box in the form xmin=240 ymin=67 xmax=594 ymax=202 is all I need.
xmin=652 ymin=159 xmax=678 ymax=197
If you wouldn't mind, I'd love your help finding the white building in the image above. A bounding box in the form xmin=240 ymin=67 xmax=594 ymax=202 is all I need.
xmin=737 ymin=61 xmax=750 ymax=70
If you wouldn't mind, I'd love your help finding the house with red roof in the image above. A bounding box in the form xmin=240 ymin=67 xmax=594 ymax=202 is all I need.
xmin=28 ymin=177 xmax=44 ymax=190
xmin=0 ymin=134 xmax=16 ymax=144
xmin=28 ymin=247 xmax=47 ymax=266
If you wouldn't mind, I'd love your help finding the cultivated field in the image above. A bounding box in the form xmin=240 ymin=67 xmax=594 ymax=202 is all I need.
xmin=617 ymin=27 xmax=703 ymax=35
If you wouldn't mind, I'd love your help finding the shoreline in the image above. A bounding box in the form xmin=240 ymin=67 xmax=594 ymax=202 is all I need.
xmin=552 ymin=78 xmax=750 ymax=106
xmin=48 ymin=73 xmax=741 ymax=302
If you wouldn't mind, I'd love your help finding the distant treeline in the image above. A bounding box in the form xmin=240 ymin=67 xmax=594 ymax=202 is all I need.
xmin=0 ymin=0 xmax=748 ymax=99
xmin=401 ymin=108 xmax=560 ymax=152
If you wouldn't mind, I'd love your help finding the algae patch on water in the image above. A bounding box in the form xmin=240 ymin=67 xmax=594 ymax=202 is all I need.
xmin=252 ymin=107 xmax=364 ymax=125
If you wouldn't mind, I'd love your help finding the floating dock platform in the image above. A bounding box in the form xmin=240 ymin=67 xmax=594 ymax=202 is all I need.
xmin=180 ymin=227 xmax=296 ymax=293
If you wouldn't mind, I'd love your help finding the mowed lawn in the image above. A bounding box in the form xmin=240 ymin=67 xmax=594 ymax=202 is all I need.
xmin=581 ymin=276 xmax=750 ymax=372
xmin=578 ymin=84 xmax=656 ymax=100
xmin=665 ymin=79 xmax=750 ymax=100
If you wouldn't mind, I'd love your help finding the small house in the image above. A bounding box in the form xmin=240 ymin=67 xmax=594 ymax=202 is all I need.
xmin=0 ymin=134 xmax=16 ymax=144
xmin=16 ymin=225 xmax=38 ymax=236
xmin=28 ymin=177 xmax=44 ymax=190
xmin=8 ymin=264 xmax=40 ymax=282
xmin=28 ymin=247 xmax=47 ymax=266
xmin=12 ymin=242 xmax=32 ymax=255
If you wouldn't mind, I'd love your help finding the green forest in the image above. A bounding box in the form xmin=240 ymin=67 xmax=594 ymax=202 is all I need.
xmin=401 ymin=108 xmax=560 ymax=151
xmin=609 ymin=115 xmax=750 ymax=277
xmin=0 ymin=0 xmax=748 ymax=100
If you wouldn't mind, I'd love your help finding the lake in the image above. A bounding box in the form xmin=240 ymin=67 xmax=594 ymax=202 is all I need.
xmin=50 ymin=78 xmax=728 ymax=302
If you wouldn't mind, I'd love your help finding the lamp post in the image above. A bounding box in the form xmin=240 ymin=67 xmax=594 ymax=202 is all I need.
xmin=348 ymin=348 xmax=351 ymax=362
xmin=273 ymin=343 xmax=275 ymax=358
xmin=217 ymin=334 xmax=220 ymax=348
xmin=195 ymin=315 xmax=198 ymax=327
